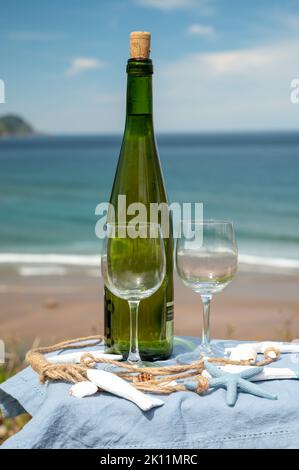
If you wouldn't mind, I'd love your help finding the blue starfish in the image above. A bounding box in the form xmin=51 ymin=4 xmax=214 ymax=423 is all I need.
xmin=184 ymin=361 xmax=278 ymax=406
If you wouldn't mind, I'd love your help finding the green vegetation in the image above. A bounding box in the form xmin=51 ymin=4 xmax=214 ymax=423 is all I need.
xmin=0 ymin=351 xmax=31 ymax=445
xmin=0 ymin=114 xmax=34 ymax=136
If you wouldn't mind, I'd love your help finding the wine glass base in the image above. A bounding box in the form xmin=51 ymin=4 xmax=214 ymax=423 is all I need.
xmin=127 ymin=354 xmax=155 ymax=368
xmin=197 ymin=342 xmax=226 ymax=359
xmin=126 ymin=359 xmax=158 ymax=368
xmin=176 ymin=342 xmax=227 ymax=365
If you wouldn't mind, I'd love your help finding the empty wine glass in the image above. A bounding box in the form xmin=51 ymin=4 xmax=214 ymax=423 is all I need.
xmin=176 ymin=220 xmax=238 ymax=357
xmin=101 ymin=222 xmax=166 ymax=364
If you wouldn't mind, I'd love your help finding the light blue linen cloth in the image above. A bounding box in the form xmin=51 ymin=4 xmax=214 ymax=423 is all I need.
xmin=1 ymin=337 xmax=299 ymax=449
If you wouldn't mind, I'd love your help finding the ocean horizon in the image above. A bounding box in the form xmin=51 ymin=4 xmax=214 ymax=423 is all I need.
xmin=0 ymin=131 xmax=298 ymax=276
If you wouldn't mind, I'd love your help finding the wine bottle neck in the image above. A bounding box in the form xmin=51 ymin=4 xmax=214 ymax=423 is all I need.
xmin=126 ymin=59 xmax=153 ymax=117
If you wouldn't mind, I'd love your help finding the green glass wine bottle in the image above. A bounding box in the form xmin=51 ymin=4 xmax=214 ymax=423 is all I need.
xmin=104 ymin=31 xmax=174 ymax=361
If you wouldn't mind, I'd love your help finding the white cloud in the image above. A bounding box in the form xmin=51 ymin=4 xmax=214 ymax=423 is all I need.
xmin=155 ymin=34 xmax=299 ymax=131
xmin=7 ymin=31 xmax=65 ymax=41
xmin=187 ymin=23 xmax=215 ymax=37
xmin=134 ymin=0 xmax=205 ymax=11
xmin=66 ymin=58 xmax=104 ymax=77
xmin=201 ymin=48 xmax=275 ymax=74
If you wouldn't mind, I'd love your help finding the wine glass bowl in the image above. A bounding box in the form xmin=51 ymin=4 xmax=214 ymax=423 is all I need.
xmin=101 ymin=222 xmax=166 ymax=364
xmin=176 ymin=220 xmax=238 ymax=357
xmin=102 ymin=232 xmax=165 ymax=301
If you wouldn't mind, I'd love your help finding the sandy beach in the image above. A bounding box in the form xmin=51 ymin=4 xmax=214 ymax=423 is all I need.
xmin=1 ymin=268 xmax=298 ymax=351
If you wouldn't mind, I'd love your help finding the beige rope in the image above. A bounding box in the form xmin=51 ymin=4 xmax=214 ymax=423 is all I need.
xmin=26 ymin=335 xmax=104 ymax=384
xmin=26 ymin=336 xmax=279 ymax=394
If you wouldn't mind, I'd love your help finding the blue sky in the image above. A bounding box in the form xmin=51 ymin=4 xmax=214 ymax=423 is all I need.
xmin=0 ymin=0 xmax=299 ymax=133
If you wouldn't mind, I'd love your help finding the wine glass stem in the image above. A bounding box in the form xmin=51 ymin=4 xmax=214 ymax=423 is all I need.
xmin=127 ymin=300 xmax=141 ymax=363
xmin=201 ymin=294 xmax=212 ymax=348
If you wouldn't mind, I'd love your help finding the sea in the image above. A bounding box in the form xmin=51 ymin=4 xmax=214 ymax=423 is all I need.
xmin=0 ymin=132 xmax=298 ymax=277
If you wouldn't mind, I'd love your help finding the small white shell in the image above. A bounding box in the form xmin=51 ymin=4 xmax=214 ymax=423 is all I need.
xmin=69 ymin=381 xmax=98 ymax=398
xmin=202 ymin=370 xmax=211 ymax=379
xmin=229 ymin=345 xmax=257 ymax=363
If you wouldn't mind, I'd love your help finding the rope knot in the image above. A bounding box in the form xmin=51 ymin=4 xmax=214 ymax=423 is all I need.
xmin=40 ymin=363 xmax=62 ymax=384
xmin=40 ymin=365 xmax=51 ymax=384
xmin=80 ymin=353 xmax=97 ymax=368
xmin=133 ymin=372 xmax=153 ymax=383
xmin=196 ymin=375 xmax=209 ymax=394
xmin=264 ymin=347 xmax=280 ymax=361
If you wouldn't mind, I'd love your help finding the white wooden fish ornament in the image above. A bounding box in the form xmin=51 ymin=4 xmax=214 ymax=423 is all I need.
xmin=87 ymin=369 xmax=164 ymax=411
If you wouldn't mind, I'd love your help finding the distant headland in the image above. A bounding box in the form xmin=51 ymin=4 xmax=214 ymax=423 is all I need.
xmin=0 ymin=114 xmax=34 ymax=137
